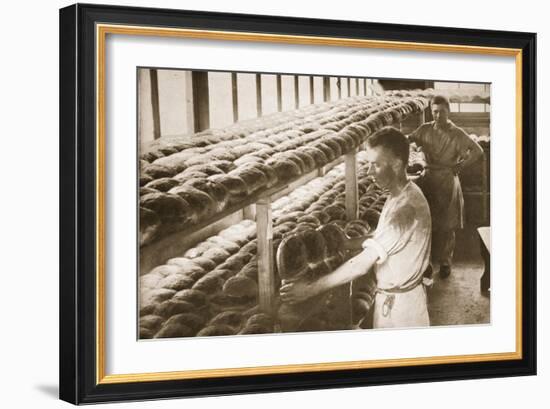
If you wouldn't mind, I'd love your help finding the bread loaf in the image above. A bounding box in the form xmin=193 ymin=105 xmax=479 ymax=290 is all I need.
xmin=190 ymin=256 xmax=217 ymax=272
xmin=173 ymin=289 xmax=208 ymax=308
xmin=139 ymin=207 xmax=160 ymax=246
xmin=168 ymin=185 xmax=216 ymax=220
xmin=154 ymin=322 xmax=195 ymax=338
xmin=163 ymin=312 xmax=205 ymax=332
xmin=300 ymin=230 xmax=327 ymax=263
xmin=208 ymin=174 xmax=248 ymax=204
xmin=139 ymin=327 xmax=155 ymax=339
xmin=192 ymin=274 xmax=225 ymax=293
xmin=140 ymin=271 xmax=164 ymax=289
xmin=317 ymin=224 xmax=347 ymax=256
xmin=183 ymin=179 xmax=229 ymax=211
xmin=277 ymin=234 xmax=308 ymax=280
xmin=196 ymin=325 xmax=235 ymax=337
xmin=158 ymin=274 xmax=196 ymax=291
xmin=201 ymin=247 xmax=231 ymax=265
xmin=208 ymin=311 xmax=243 ymax=329
xmin=229 ymin=167 xmax=268 ymax=194
xmin=140 ymin=192 xmax=190 ymax=223
xmin=139 ymin=314 xmax=164 ymax=332
xmin=154 ymin=299 xmax=195 ymax=318
xmin=140 ymin=187 xmax=159 ymax=196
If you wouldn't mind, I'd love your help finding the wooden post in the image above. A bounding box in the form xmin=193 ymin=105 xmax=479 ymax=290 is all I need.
xmin=276 ymin=74 xmax=282 ymax=112
xmin=481 ymin=155 xmax=488 ymax=224
xmin=347 ymin=77 xmax=351 ymax=97
xmin=323 ymin=76 xmax=330 ymax=102
xmin=337 ymin=78 xmax=342 ymax=99
xmin=345 ymin=152 xmax=358 ymax=221
xmin=257 ymin=198 xmax=275 ymax=315
xmin=231 ymin=72 xmax=238 ymax=123
xmin=355 ymin=78 xmax=360 ymax=95
xmin=294 ymin=75 xmax=299 ymax=109
xmin=149 ymin=69 xmax=161 ymax=139
xmin=309 ymin=76 xmax=314 ymax=104
xmin=191 ymin=71 xmax=209 ymax=132
xmin=184 ymin=71 xmax=195 ymax=134
xmin=256 ymin=73 xmax=263 ymax=117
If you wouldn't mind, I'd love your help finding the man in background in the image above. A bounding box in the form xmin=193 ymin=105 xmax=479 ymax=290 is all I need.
xmin=409 ymin=95 xmax=484 ymax=278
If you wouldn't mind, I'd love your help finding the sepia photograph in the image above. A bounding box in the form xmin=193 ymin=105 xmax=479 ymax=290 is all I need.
xmin=137 ymin=68 xmax=491 ymax=340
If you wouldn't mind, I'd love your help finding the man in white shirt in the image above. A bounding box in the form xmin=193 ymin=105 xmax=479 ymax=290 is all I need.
xmin=280 ymin=127 xmax=432 ymax=328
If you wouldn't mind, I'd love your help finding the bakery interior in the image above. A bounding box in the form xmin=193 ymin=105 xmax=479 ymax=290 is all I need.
xmin=138 ymin=70 xmax=491 ymax=339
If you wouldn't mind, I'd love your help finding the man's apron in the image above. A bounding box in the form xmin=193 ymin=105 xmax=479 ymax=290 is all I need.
xmin=418 ymin=165 xmax=464 ymax=232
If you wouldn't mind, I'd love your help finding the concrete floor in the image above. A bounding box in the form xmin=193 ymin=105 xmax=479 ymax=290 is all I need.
xmin=427 ymin=262 xmax=490 ymax=326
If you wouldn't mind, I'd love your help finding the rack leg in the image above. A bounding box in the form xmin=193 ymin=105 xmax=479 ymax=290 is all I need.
xmin=345 ymin=152 xmax=358 ymax=221
xmin=256 ymin=198 xmax=275 ymax=315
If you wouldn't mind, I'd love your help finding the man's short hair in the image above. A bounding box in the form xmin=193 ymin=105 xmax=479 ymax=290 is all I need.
xmin=430 ymin=94 xmax=451 ymax=111
xmin=367 ymin=126 xmax=409 ymax=165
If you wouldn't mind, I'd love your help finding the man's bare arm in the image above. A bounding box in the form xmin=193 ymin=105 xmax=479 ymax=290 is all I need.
xmin=316 ymin=249 xmax=379 ymax=292
xmin=458 ymin=138 xmax=484 ymax=171
xmin=280 ymin=248 xmax=379 ymax=304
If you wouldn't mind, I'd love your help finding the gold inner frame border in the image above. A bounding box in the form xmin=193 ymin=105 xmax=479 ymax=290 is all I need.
xmin=95 ymin=23 xmax=523 ymax=385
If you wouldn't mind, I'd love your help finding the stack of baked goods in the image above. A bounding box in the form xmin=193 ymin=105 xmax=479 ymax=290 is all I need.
xmin=139 ymin=93 xmax=429 ymax=246
xmin=139 ymin=154 xmax=392 ymax=338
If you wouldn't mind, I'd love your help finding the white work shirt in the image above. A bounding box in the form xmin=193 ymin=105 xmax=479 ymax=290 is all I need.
xmin=362 ymin=181 xmax=432 ymax=328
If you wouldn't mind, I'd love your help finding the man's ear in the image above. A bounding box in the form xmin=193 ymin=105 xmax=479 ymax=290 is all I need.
xmin=391 ymin=158 xmax=404 ymax=174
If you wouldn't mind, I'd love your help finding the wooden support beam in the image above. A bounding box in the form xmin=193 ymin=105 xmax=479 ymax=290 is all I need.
xmin=257 ymin=198 xmax=275 ymax=315
xmin=345 ymin=152 xmax=358 ymax=221
xmin=309 ymin=76 xmax=314 ymax=104
xmin=231 ymin=72 xmax=238 ymax=123
xmin=184 ymin=71 xmax=195 ymax=134
xmin=323 ymin=76 xmax=330 ymax=102
xmin=191 ymin=71 xmax=209 ymax=132
xmin=364 ymin=78 xmax=367 ymax=95
xmin=338 ymin=77 xmax=342 ymax=99
xmin=355 ymin=78 xmax=360 ymax=95
xmin=276 ymin=74 xmax=282 ymax=112
xmin=294 ymin=75 xmax=299 ymax=109
xmin=256 ymin=73 xmax=262 ymax=117
xmin=149 ymin=69 xmax=161 ymax=139
xmin=347 ymin=77 xmax=351 ymax=97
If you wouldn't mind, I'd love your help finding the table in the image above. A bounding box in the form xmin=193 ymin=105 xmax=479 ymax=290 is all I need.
xmin=477 ymin=227 xmax=490 ymax=294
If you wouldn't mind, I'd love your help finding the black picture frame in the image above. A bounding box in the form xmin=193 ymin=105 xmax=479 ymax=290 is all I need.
xmin=59 ymin=3 xmax=536 ymax=405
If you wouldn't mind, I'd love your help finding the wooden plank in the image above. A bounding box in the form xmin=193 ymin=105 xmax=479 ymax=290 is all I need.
xmin=257 ymin=198 xmax=275 ymax=315
xmin=480 ymin=155 xmax=488 ymax=222
xmin=184 ymin=71 xmax=195 ymax=134
xmin=149 ymin=69 xmax=161 ymax=139
xmin=140 ymin=211 xmax=243 ymax=275
xmin=323 ymin=76 xmax=330 ymax=102
xmin=345 ymin=152 xmax=358 ymax=220
xmin=294 ymin=75 xmax=299 ymax=109
xmin=276 ymin=74 xmax=282 ymax=112
xmin=256 ymin=73 xmax=262 ymax=117
xmin=192 ymin=71 xmax=209 ymax=132
xmin=231 ymin=72 xmax=238 ymax=122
